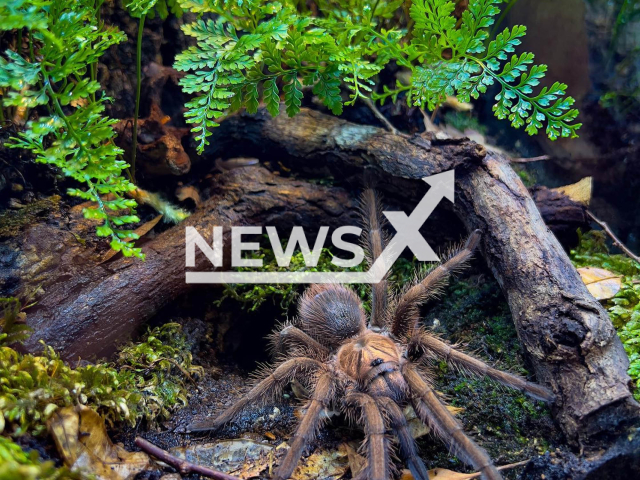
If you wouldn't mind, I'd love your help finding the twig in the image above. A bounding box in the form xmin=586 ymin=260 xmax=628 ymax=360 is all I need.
xmin=455 ymin=460 xmax=530 ymax=479
xmin=135 ymin=437 xmax=241 ymax=480
xmin=361 ymin=97 xmax=406 ymax=137
xmin=587 ymin=210 xmax=640 ymax=265
xmin=420 ymin=108 xmax=440 ymax=133
xmin=511 ymin=155 xmax=551 ymax=163
xmin=430 ymin=105 xmax=439 ymax=122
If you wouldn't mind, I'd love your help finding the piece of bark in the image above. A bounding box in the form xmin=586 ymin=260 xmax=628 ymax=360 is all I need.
xmin=531 ymin=185 xmax=590 ymax=245
xmin=114 ymin=64 xmax=191 ymax=176
xmin=115 ymin=102 xmax=191 ymax=176
xmin=202 ymin=108 xmax=638 ymax=447
xmin=17 ymin=166 xmax=357 ymax=359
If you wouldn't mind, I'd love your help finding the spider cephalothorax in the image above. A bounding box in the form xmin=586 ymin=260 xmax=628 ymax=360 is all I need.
xmin=189 ymin=190 xmax=555 ymax=480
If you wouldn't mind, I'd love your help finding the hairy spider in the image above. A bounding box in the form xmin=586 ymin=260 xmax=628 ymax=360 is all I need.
xmin=189 ymin=190 xmax=555 ymax=480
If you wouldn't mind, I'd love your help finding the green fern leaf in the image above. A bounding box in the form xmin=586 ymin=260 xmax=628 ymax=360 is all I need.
xmin=283 ymin=73 xmax=302 ymax=117
xmin=263 ymin=78 xmax=280 ymax=116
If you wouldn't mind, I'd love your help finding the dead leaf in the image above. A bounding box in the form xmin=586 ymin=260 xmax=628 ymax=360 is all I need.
xmin=345 ymin=441 xmax=366 ymax=477
xmin=99 ymin=215 xmax=163 ymax=263
xmin=175 ymin=185 xmax=202 ymax=207
xmin=291 ymin=444 xmax=349 ymax=480
xmin=578 ymin=266 xmax=622 ymax=300
xmin=443 ymin=96 xmax=473 ymax=112
xmin=48 ymin=405 xmax=150 ymax=480
xmin=402 ymin=460 xmax=529 ymax=480
xmin=170 ymin=439 xmax=275 ymax=479
xmin=427 ymin=468 xmax=481 ymax=480
xmin=552 ymin=177 xmax=592 ymax=206
xmin=171 ymin=439 xmax=348 ymax=480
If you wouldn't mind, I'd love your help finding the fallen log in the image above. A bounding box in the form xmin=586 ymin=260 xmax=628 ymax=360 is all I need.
xmin=15 ymin=166 xmax=357 ymax=359
xmin=200 ymin=108 xmax=637 ymax=447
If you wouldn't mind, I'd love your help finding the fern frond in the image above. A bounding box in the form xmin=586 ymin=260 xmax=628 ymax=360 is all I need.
xmin=407 ymin=0 xmax=581 ymax=139
xmin=1 ymin=1 xmax=143 ymax=258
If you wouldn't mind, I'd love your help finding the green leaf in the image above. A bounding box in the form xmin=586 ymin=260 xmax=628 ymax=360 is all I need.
xmin=283 ymin=73 xmax=302 ymax=117
xmin=263 ymin=78 xmax=280 ymax=116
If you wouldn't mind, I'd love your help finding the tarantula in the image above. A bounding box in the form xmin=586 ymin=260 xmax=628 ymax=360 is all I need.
xmin=189 ymin=190 xmax=555 ymax=480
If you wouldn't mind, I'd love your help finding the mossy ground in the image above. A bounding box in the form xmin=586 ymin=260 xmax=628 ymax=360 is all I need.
xmin=416 ymin=274 xmax=560 ymax=476
xmin=0 ymin=195 xmax=61 ymax=239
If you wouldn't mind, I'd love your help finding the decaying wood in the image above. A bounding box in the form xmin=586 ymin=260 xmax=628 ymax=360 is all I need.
xmin=114 ymin=63 xmax=191 ymax=176
xmin=15 ymin=166 xmax=357 ymax=359
xmin=530 ymin=185 xmax=590 ymax=245
xmin=202 ymin=108 xmax=638 ymax=447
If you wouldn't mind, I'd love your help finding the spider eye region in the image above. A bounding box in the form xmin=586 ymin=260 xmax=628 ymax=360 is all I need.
xmin=370 ymin=358 xmax=384 ymax=367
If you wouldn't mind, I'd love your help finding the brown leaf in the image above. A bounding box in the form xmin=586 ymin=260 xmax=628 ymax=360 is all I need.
xmin=403 ymin=404 xmax=461 ymax=439
xmin=48 ymin=405 xmax=150 ymax=480
xmin=426 ymin=468 xmax=481 ymax=480
xmin=443 ymin=96 xmax=473 ymax=112
xmin=403 ymin=460 xmax=529 ymax=480
xmin=291 ymin=444 xmax=349 ymax=480
xmin=578 ymin=266 xmax=622 ymax=300
xmin=344 ymin=441 xmax=366 ymax=477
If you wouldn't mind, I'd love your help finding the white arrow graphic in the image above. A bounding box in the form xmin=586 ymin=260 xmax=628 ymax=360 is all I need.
xmin=368 ymin=170 xmax=455 ymax=283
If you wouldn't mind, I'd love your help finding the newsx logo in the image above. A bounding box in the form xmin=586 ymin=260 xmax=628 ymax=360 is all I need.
xmin=185 ymin=170 xmax=455 ymax=284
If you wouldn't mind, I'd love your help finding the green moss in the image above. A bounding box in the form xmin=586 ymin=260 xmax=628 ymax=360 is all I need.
xmin=0 ymin=196 xmax=61 ymax=239
xmin=215 ymin=239 xmax=418 ymax=314
xmin=0 ymin=323 xmax=202 ymax=438
xmin=0 ymin=298 xmax=32 ymax=346
xmin=515 ymin=167 xmax=536 ymax=188
xmin=417 ymin=276 xmax=555 ymax=471
xmin=425 ymin=277 xmax=526 ymax=372
xmin=0 ymin=436 xmax=85 ymax=480
xmin=570 ymin=230 xmax=640 ymax=400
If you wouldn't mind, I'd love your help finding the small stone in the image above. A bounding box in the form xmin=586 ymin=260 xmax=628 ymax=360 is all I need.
xmin=160 ymin=474 xmax=182 ymax=480
xmin=268 ymin=407 xmax=281 ymax=420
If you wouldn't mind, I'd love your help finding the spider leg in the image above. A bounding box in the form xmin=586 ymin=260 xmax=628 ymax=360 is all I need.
xmin=360 ymin=188 xmax=389 ymax=329
xmin=410 ymin=332 xmax=554 ymax=402
xmin=273 ymin=372 xmax=335 ymax=480
xmin=377 ymin=396 xmax=430 ymax=480
xmin=391 ymin=230 xmax=481 ymax=338
xmin=270 ymin=324 xmax=330 ymax=359
xmin=187 ymin=357 xmax=322 ymax=432
xmin=346 ymin=391 xmax=390 ymax=480
xmin=403 ymin=364 xmax=502 ymax=480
